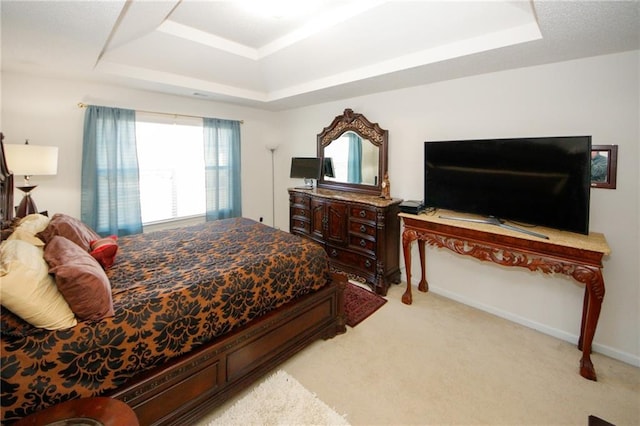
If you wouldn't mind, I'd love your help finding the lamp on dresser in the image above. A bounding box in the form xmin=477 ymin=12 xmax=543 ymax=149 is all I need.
xmin=4 ymin=140 xmax=58 ymax=217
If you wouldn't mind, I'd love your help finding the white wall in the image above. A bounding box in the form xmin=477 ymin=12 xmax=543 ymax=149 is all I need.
xmin=1 ymin=75 xmax=282 ymax=225
xmin=278 ymin=50 xmax=639 ymax=366
xmin=2 ymin=50 xmax=638 ymax=366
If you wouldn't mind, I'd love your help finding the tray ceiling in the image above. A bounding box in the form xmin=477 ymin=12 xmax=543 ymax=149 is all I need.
xmin=2 ymin=1 xmax=638 ymax=110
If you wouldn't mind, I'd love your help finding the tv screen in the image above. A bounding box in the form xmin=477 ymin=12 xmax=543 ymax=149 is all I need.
xmin=290 ymin=157 xmax=321 ymax=179
xmin=424 ymin=136 xmax=591 ymax=235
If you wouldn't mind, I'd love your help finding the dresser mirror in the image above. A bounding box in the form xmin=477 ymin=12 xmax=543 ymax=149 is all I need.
xmin=317 ymin=109 xmax=388 ymax=195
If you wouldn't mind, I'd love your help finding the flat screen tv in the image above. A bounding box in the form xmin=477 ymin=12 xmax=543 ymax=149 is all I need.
xmin=290 ymin=157 xmax=321 ymax=179
xmin=290 ymin=157 xmax=321 ymax=189
xmin=424 ymin=136 xmax=591 ymax=235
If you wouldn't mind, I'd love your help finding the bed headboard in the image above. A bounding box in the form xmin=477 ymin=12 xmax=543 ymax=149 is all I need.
xmin=0 ymin=132 xmax=15 ymax=228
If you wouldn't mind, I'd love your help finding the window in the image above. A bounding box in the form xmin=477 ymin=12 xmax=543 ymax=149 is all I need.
xmin=135 ymin=113 xmax=205 ymax=224
xmin=81 ymin=105 xmax=241 ymax=235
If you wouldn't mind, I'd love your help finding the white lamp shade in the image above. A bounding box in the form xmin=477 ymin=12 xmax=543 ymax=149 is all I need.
xmin=4 ymin=144 xmax=59 ymax=176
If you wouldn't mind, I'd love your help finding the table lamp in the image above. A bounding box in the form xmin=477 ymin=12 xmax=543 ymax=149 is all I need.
xmin=4 ymin=140 xmax=58 ymax=217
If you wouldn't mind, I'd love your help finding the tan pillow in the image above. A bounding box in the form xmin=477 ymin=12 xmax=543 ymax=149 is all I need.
xmin=0 ymin=239 xmax=77 ymax=330
xmin=38 ymin=213 xmax=100 ymax=252
xmin=17 ymin=213 xmax=51 ymax=233
xmin=7 ymin=228 xmax=46 ymax=247
xmin=7 ymin=213 xmax=50 ymax=247
xmin=44 ymin=236 xmax=114 ymax=321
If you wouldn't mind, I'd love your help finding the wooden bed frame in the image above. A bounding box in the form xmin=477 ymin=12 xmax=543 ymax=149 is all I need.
xmin=0 ymin=134 xmax=347 ymax=425
xmin=107 ymin=275 xmax=346 ymax=425
xmin=0 ymin=133 xmax=14 ymax=231
xmin=110 ymin=278 xmax=345 ymax=425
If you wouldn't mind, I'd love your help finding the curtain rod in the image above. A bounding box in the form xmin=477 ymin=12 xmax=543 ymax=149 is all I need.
xmin=77 ymin=102 xmax=243 ymax=124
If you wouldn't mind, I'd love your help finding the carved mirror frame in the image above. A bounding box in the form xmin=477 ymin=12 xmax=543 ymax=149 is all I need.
xmin=317 ymin=109 xmax=388 ymax=195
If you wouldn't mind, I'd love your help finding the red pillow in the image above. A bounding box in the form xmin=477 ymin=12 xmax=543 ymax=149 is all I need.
xmin=90 ymin=236 xmax=118 ymax=269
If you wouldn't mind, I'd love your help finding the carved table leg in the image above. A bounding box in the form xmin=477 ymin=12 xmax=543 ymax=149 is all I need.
xmin=418 ymin=240 xmax=428 ymax=292
xmin=578 ymin=285 xmax=590 ymax=351
xmin=575 ymin=267 xmax=605 ymax=381
xmin=402 ymin=230 xmax=416 ymax=305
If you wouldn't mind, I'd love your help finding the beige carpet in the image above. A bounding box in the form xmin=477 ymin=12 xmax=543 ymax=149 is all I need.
xmin=198 ymin=283 xmax=640 ymax=425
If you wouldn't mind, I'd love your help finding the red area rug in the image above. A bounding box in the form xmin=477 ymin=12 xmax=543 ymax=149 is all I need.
xmin=344 ymin=282 xmax=387 ymax=327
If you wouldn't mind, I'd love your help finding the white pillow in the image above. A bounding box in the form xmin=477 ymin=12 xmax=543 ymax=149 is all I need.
xmin=17 ymin=213 xmax=51 ymax=233
xmin=7 ymin=228 xmax=45 ymax=247
xmin=0 ymin=239 xmax=77 ymax=330
xmin=7 ymin=213 xmax=50 ymax=247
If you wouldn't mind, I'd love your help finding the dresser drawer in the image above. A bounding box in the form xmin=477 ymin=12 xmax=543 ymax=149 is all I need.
xmin=349 ymin=206 xmax=376 ymax=222
xmin=326 ymin=246 xmax=376 ymax=274
xmin=291 ymin=218 xmax=310 ymax=234
xmin=291 ymin=207 xmax=310 ymax=219
xmin=349 ymin=221 xmax=376 ymax=237
xmin=290 ymin=194 xmax=310 ymax=208
xmin=348 ymin=235 xmax=376 ymax=254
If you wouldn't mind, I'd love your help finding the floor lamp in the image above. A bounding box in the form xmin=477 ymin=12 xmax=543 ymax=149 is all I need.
xmin=266 ymin=145 xmax=279 ymax=227
xmin=4 ymin=140 xmax=59 ymax=217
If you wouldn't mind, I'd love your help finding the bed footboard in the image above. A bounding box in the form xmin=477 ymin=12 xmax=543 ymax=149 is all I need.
xmin=108 ymin=274 xmax=346 ymax=426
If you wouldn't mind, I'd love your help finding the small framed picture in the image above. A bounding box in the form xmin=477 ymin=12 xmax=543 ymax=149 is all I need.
xmin=591 ymin=145 xmax=618 ymax=189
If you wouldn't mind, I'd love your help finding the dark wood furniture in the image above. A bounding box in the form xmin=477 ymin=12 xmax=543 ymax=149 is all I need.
xmin=0 ymin=132 xmax=14 ymax=230
xmin=317 ymin=108 xmax=388 ymax=196
xmin=109 ymin=278 xmax=345 ymax=425
xmin=290 ymin=109 xmax=402 ymax=295
xmin=290 ymin=187 xmax=401 ymax=295
xmin=399 ymin=211 xmax=611 ymax=381
xmin=0 ymin=137 xmax=347 ymax=426
xmin=14 ymin=397 xmax=139 ymax=426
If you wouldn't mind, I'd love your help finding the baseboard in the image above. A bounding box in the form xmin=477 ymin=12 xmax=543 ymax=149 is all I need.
xmin=428 ymin=285 xmax=640 ymax=368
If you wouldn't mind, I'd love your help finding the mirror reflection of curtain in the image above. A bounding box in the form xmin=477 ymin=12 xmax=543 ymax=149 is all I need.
xmin=347 ymin=133 xmax=362 ymax=183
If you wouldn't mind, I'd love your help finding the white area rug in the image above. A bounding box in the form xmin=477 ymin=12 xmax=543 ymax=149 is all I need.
xmin=204 ymin=370 xmax=350 ymax=425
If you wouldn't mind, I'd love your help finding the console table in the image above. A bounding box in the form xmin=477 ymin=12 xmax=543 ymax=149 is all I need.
xmin=399 ymin=211 xmax=611 ymax=381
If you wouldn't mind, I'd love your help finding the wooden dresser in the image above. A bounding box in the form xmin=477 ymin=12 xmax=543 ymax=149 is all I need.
xmin=289 ymin=187 xmax=401 ymax=295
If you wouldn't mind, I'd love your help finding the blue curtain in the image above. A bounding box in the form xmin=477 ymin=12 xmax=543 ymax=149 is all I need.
xmin=347 ymin=132 xmax=362 ymax=183
xmin=203 ymin=118 xmax=242 ymax=221
xmin=81 ymin=105 xmax=143 ymax=236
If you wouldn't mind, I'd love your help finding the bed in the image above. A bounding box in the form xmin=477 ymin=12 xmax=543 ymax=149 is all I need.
xmin=0 ymin=134 xmax=346 ymax=425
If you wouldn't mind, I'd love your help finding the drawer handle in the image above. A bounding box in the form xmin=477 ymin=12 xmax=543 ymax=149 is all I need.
xmin=330 ymin=249 xmax=338 ymax=257
xmin=365 ymin=260 xmax=372 ymax=268
xmin=359 ymin=210 xmax=366 ymax=218
xmin=360 ymin=225 xmax=366 ymax=233
xmin=360 ymin=239 xmax=366 ymax=247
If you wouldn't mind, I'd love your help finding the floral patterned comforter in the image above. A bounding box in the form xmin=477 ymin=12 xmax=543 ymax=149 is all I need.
xmin=1 ymin=217 xmax=330 ymax=423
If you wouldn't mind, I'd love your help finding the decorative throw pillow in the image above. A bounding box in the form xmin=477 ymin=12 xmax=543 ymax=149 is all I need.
xmin=37 ymin=213 xmax=100 ymax=252
xmin=90 ymin=236 xmax=118 ymax=269
xmin=44 ymin=236 xmax=115 ymax=321
xmin=16 ymin=213 xmax=51 ymax=233
xmin=7 ymin=228 xmax=46 ymax=247
xmin=0 ymin=239 xmax=77 ymax=330
xmin=7 ymin=213 xmax=50 ymax=246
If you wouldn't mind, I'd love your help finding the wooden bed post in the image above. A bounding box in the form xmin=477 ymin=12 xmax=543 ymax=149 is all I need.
xmin=1 ymin=132 xmax=16 ymax=229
